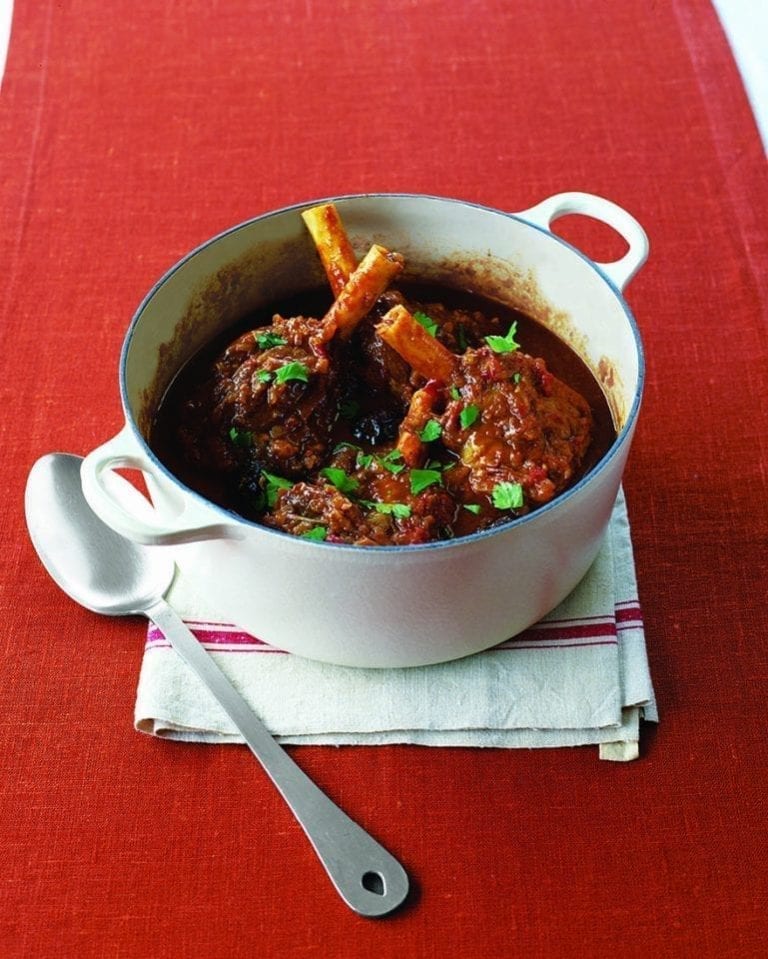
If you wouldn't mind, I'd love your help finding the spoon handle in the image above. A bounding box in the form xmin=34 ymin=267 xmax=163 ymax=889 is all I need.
xmin=146 ymin=598 xmax=409 ymax=917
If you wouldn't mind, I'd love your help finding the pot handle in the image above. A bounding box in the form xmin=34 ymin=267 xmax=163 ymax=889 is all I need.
xmin=516 ymin=192 xmax=649 ymax=291
xmin=81 ymin=425 xmax=242 ymax=546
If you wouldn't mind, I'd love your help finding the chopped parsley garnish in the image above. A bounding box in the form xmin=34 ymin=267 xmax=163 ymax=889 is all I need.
xmin=512 ymin=372 xmax=522 ymax=384
xmin=463 ymin=503 xmax=482 ymax=515
xmin=459 ymin=404 xmax=480 ymax=429
xmin=262 ymin=471 xmax=293 ymax=507
xmin=275 ymin=361 xmax=309 ymax=384
xmin=410 ymin=469 xmax=442 ymax=495
xmin=228 ymin=426 xmax=253 ymax=448
xmin=361 ymin=500 xmax=412 ymax=520
xmin=413 ymin=310 xmax=438 ymax=337
xmin=256 ymin=369 xmax=273 ymax=383
xmin=419 ymin=420 xmax=442 ymax=443
xmin=356 ymin=451 xmax=374 ymax=469
xmin=491 ymin=481 xmax=524 ymax=510
xmin=448 ymin=385 xmax=461 ymax=401
xmin=332 ymin=441 xmax=360 ymax=455
xmin=377 ymin=449 xmax=406 ymax=474
xmin=485 ymin=321 xmax=521 ymax=354
xmin=320 ymin=467 xmax=359 ymax=495
xmin=254 ymin=330 xmax=287 ymax=349
xmin=300 ymin=525 xmax=327 ymax=541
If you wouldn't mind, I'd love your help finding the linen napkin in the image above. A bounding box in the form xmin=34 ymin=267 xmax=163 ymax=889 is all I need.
xmin=134 ymin=488 xmax=656 ymax=760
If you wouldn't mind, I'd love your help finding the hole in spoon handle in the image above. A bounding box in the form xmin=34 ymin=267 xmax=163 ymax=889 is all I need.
xmin=362 ymin=871 xmax=386 ymax=895
xmin=309 ymin=820 xmax=410 ymax=917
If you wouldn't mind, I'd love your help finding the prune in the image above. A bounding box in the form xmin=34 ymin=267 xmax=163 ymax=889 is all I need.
xmin=236 ymin=458 xmax=266 ymax=512
xmin=350 ymin=409 xmax=401 ymax=445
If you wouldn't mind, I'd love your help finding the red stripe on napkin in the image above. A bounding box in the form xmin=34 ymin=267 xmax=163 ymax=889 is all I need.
xmin=145 ymin=600 xmax=641 ymax=655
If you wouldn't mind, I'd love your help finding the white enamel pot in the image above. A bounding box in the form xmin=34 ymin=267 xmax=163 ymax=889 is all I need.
xmin=81 ymin=193 xmax=647 ymax=668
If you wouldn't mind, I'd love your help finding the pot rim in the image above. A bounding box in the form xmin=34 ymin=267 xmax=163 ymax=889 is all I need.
xmin=119 ymin=191 xmax=646 ymax=554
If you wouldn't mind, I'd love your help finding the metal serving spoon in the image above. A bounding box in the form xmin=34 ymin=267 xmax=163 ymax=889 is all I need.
xmin=24 ymin=453 xmax=409 ymax=918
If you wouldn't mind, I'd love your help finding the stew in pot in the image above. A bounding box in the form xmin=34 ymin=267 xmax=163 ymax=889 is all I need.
xmin=151 ymin=205 xmax=615 ymax=546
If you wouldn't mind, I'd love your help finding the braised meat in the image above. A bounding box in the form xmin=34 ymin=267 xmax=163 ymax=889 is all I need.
xmin=152 ymin=203 xmax=612 ymax=546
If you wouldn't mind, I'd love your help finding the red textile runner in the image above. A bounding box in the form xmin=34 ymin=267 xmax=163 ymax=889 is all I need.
xmin=1 ymin=1 xmax=767 ymax=956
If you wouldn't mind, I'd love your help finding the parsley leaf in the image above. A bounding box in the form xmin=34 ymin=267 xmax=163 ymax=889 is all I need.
xmin=254 ymin=330 xmax=287 ymax=349
xmin=485 ymin=321 xmax=521 ymax=354
xmin=463 ymin=503 xmax=482 ymax=515
xmin=228 ymin=426 xmax=253 ymax=448
xmin=448 ymin=385 xmax=461 ymax=401
xmin=383 ymin=503 xmax=412 ymax=519
xmin=377 ymin=449 xmax=406 ymax=474
xmin=419 ymin=420 xmax=442 ymax=443
xmin=459 ymin=405 xmax=480 ymax=429
xmin=413 ymin=310 xmax=438 ymax=337
xmin=300 ymin=525 xmax=327 ymax=541
xmin=410 ymin=469 xmax=442 ymax=495
xmin=332 ymin=441 xmax=361 ymax=455
xmin=361 ymin=500 xmax=412 ymax=520
xmin=256 ymin=369 xmax=273 ymax=383
xmin=491 ymin=481 xmax=524 ymax=510
xmin=262 ymin=471 xmax=293 ymax=508
xmin=275 ymin=361 xmax=309 ymax=384
xmin=320 ymin=467 xmax=360 ymax=495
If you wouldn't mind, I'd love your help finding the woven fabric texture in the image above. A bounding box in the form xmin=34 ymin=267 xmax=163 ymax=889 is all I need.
xmin=1 ymin=1 xmax=766 ymax=956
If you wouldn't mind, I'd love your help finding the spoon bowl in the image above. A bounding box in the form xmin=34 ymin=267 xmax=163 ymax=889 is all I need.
xmin=26 ymin=454 xmax=173 ymax=615
xmin=24 ymin=453 xmax=409 ymax=917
